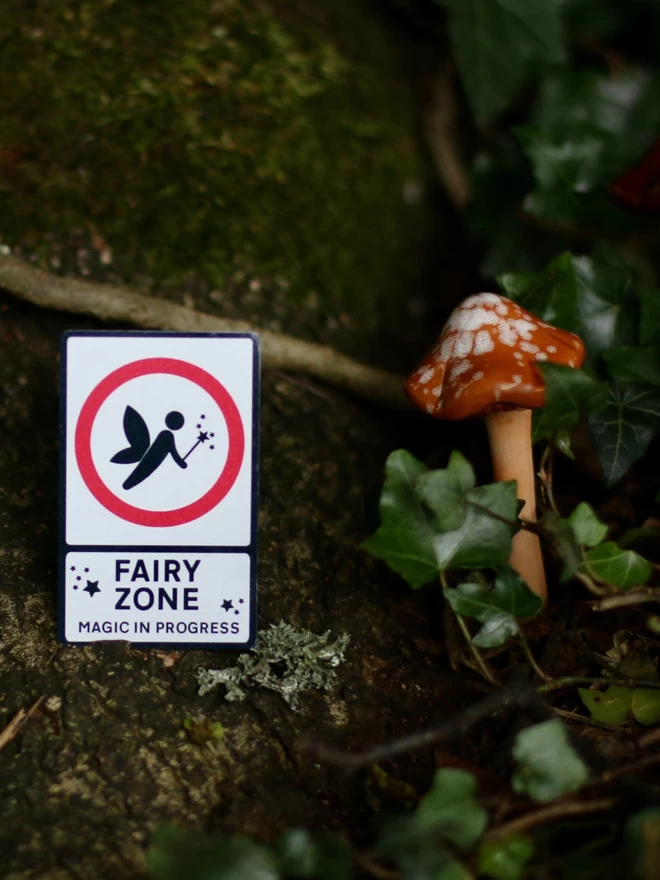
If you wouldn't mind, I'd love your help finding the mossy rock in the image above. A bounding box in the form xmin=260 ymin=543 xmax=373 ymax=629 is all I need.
xmin=0 ymin=0 xmax=426 ymax=329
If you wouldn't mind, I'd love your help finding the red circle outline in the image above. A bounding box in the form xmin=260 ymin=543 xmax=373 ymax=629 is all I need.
xmin=75 ymin=358 xmax=245 ymax=527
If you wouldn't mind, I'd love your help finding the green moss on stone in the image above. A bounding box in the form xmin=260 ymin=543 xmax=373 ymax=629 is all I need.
xmin=0 ymin=0 xmax=425 ymax=325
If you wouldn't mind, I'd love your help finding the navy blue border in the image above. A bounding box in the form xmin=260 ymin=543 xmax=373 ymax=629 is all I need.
xmin=58 ymin=330 xmax=260 ymax=651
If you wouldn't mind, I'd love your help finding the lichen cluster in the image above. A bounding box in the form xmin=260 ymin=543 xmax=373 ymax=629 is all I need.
xmin=197 ymin=621 xmax=350 ymax=710
xmin=0 ymin=0 xmax=424 ymax=324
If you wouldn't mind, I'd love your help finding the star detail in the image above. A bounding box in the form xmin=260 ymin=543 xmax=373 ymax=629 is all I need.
xmin=197 ymin=431 xmax=209 ymax=443
xmin=210 ymin=433 xmax=215 ymax=438
xmin=209 ymin=445 xmax=215 ymax=450
xmin=83 ymin=580 xmax=101 ymax=597
xmin=200 ymin=414 xmax=206 ymax=419
xmin=234 ymin=610 xmax=240 ymax=616
xmin=84 ymin=568 xmax=89 ymax=573
xmin=73 ymin=585 xmax=78 ymax=591
xmin=76 ymin=576 xmax=81 ymax=582
xmin=221 ymin=599 xmax=233 ymax=612
xmin=196 ymin=423 xmax=201 ymax=429
xmin=239 ymin=599 xmax=244 ymax=604
xmin=70 ymin=566 xmax=76 ymax=572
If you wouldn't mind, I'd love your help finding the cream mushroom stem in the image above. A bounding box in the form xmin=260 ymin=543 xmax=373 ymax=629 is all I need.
xmin=485 ymin=408 xmax=547 ymax=602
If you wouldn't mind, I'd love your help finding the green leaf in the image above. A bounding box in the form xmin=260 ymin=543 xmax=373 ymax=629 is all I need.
xmin=605 ymin=347 xmax=660 ymax=387
xmin=582 ymin=541 xmax=651 ymax=589
xmin=147 ymin=826 xmax=280 ymax=880
xmin=516 ymin=69 xmax=660 ymax=231
xmin=533 ymin=363 xmax=608 ymax=440
xmin=554 ymin=429 xmax=575 ymax=459
xmin=445 ymin=566 xmax=542 ymax=648
xmin=376 ymin=769 xmax=486 ymax=878
xmin=416 ymin=451 xmax=475 ymax=533
xmin=499 ymin=249 xmax=638 ymax=366
xmin=639 ymin=288 xmax=660 ymax=347
xmin=362 ymin=450 xmax=438 ymax=589
xmin=579 ymin=686 xmax=632 ymax=725
xmin=631 ymin=690 xmax=660 ymax=727
xmin=430 ymin=481 xmax=519 ymax=571
xmin=276 ymin=831 xmax=351 ymax=880
xmin=567 ymin=502 xmax=608 ymax=547
xmin=589 ymin=385 xmax=660 ymax=486
xmin=478 ymin=836 xmax=534 ymax=880
xmin=512 ymin=719 xmax=589 ymax=803
xmin=439 ymin=0 xmax=565 ymax=125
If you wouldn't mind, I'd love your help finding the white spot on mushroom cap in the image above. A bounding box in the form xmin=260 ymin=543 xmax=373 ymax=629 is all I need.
xmin=449 ymin=360 xmax=472 ymax=382
xmin=417 ymin=367 xmax=435 ymax=384
xmin=547 ymin=345 xmax=557 ymax=353
xmin=535 ymin=352 xmax=548 ymax=361
xmin=498 ymin=323 xmax=517 ymax=346
xmin=453 ymin=331 xmax=474 ymax=359
xmin=472 ymin=370 xmax=484 ymax=380
xmin=474 ymin=330 xmax=495 ymax=355
xmin=447 ymin=307 xmax=500 ymax=333
xmin=431 ymin=386 xmax=442 ymax=397
xmin=508 ymin=319 xmax=537 ymax=340
xmin=519 ymin=341 xmax=540 ymax=354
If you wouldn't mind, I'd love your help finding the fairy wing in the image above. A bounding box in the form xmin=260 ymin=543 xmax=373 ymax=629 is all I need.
xmin=110 ymin=406 xmax=150 ymax=463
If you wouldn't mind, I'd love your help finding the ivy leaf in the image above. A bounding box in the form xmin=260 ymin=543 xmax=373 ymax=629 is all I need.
xmin=478 ymin=836 xmax=535 ymax=880
xmin=146 ymin=826 xmax=280 ymax=880
xmin=604 ymin=347 xmax=660 ymax=387
xmin=516 ymin=69 xmax=660 ymax=231
xmin=376 ymin=769 xmax=486 ymax=878
xmin=566 ymin=502 xmax=608 ymax=547
xmin=277 ymin=831 xmax=351 ymax=880
xmin=416 ymin=451 xmax=475 ymax=532
xmin=579 ymin=686 xmax=632 ymax=725
xmin=362 ymin=450 xmax=438 ymax=589
xmin=589 ymin=385 xmax=660 ymax=486
xmin=430 ymin=481 xmax=519 ymax=571
xmin=639 ymin=288 xmax=660 ymax=347
xmin=631 ymin=690 xmax=660 ymax=727
xmin=499 ymin=249 xmax=639 ymax=366
xmin=445 ymin=566 xmax=543 ymax=648
xmin=512 ymin=719 xmax=589 ymax=803
xmin=582 ymin=541 xmax=651 ymax=589
xmin=439 ymin=0 xmax=565 ymax=125
xmin=533 ymin=363 xmax=608 ymax=441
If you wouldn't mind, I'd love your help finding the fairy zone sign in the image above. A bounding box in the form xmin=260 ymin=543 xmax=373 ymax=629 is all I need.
xmin=59 ymin=331 xmax=259 ymax=649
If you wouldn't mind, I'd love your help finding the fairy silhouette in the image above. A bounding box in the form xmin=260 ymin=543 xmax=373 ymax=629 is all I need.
xmin=111 ymin=406 xmax=188 ymax=490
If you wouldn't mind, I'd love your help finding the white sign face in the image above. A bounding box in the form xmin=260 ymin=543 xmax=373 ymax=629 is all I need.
xmin=60 ymin=331 xmax=259 ymax=649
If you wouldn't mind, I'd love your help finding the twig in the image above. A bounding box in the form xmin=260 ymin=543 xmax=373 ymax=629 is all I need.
xmin=424 ymin=62 xmax=470 ymax=212
xmin=538 ymin=440 xmax=559 ymax=516
xmin=552 ymin=706 xmax=631 ymax=732
xmin=519 ymin=630 xmax=552 ymax=682
xmin=0 ymin=253 xmax=409 ymax=411
xmin=301 ymin=679 xmax=541 ymax=770
xmin=540 ymin=676 xmax=660 ymax=693
xmin=455 ymin=611 xmax=500 ymax=685
xmin=540 ymin=614 xmax=627 ymax=679
xmin=591 ymin=589 xmax=660 ymax=612
xmin=486 ymin=797 xmax=617 ymax=840
xmin=591 ymin=752 xmax=660 ymax=786
xmin=0 ymin=697 xmax=44 ymax=752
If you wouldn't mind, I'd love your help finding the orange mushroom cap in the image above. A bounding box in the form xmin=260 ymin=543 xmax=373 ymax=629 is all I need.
xmin=405 ymin=293 xmax=585 ymax=421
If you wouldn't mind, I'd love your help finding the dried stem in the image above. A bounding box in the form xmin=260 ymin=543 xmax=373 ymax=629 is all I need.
xmin=424 ymin=62 xmax=471 ymax=212
xmin=592 ymin=589 xmax=660 ymax=611
xmin=486 ymin=797 xmax=617 ymax=841
xmin=0 ymin=697 xmax=44 ymax=752
xmin=0 ymin=253 xmax=409 ymax=410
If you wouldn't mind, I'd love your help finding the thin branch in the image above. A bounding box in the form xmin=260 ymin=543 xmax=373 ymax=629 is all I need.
xmin=424 ymin=62 xmax=471 ymax=212
xmin=539 ymin=676 xmax=660 ymax=693
xmin=0 ymin=253 xmax=409 ymax=411
xmin=0 ymin=697 xmax=44 ymax=752
xmin=519 ymin=630 xmax=552 ymax=682
xmin=591 ymin=752 xmax=660 ymax=786
xmin=592 ymin=589 xmax=660 ymax=612
xmin=455 ymin=611 xmax=500 ymax=685
xmin=552 ymin=707 xmax=627 ymax=732
xmin=301 ymin=679 xmax=542 ymax=771
xmin=486 ymin=797 xmax=617 ymax=840
xmin=540 ymin=614 xmax=627 ymax=679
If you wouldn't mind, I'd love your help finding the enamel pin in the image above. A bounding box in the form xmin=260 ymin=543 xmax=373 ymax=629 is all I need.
xmin=59 ymin=331 xmax=259 ymax=648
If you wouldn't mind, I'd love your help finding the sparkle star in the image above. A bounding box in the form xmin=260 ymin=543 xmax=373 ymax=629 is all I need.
xmin=196 ymin=423 xmax=201 ymax=429
xmin=76 ymin=576 xmax=81 ymax=581
xmin=73 ymin=586 xmax=78 ymax=591
xmin=239 ymin=599 xmax=244 ymax=604
xmin=210 ymin=433 xmax=215 ymax=438
xmin=234 ymin=610 xmax=240 ymax=616
xmin=84 ymin=568 xmax=89 ymax=573
xmin=200 ymin=414 xmax=206 ymax=419
xmin=83 ymin=580 xmax=101 ymax=597
xmin=221 ymin=599 xmax=233 ymax=612
xmin=209 ymin=445 xmax=215 ymax=450
xmin=70 ymin=566 xmax=76 ymax=572
xmin=197 ymin=431 xmax=209 ymax=443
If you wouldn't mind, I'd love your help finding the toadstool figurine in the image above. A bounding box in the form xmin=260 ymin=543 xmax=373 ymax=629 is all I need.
xmin=405 ymin=293 xmax=585 ymax=601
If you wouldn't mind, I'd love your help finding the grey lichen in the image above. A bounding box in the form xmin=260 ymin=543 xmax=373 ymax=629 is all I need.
xmin=197 ymin=621 xmax=350 ymax=711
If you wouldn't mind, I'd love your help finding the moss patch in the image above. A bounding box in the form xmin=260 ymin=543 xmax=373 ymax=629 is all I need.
xmin=0 ymin=0 xmax=425 ymax=326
